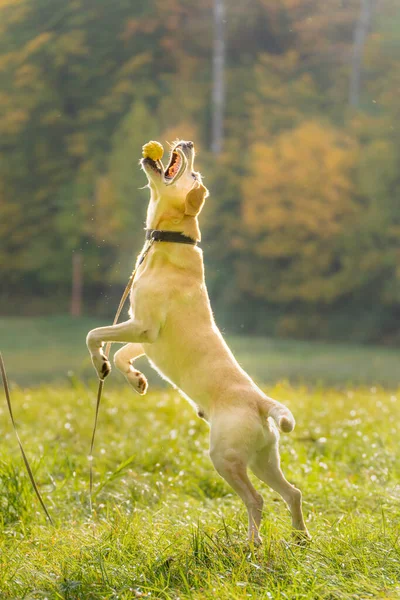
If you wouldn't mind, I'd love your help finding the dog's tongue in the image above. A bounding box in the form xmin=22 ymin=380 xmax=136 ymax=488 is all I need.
xmin=168 ymin=154 xmax=182 ymax=178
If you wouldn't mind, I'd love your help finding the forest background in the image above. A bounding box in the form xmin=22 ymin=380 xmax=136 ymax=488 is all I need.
xmin=1 ymin=0 xmax=399 ymax=344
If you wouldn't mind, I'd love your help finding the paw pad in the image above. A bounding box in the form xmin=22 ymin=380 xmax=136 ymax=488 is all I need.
xmin=100 ymin=357 xmax=111 ymax=379
xmin=137 ymin=375 xmax=147 ymax=394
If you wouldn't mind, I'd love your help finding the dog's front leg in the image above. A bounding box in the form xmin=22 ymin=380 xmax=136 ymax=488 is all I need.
xmin=114 ymin=343 xmax=148 ymax=395
xmin=86 ymin=319 xmax=159 ymax=380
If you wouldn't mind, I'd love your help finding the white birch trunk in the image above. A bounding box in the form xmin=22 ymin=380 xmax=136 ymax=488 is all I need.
xmin=349 ymin=0 xmax=375 ymax=107
xmin=211 ymin=0 xmax=225 ymax=154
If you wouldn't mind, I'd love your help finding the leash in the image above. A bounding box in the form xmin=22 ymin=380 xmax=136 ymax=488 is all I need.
xmin=0 ymin=230 xmax=197 ymax=521
xmin=0 ymin=352 xmax=54 ymax=525
xmin=88 ymin=237 xmax=156 ymax=511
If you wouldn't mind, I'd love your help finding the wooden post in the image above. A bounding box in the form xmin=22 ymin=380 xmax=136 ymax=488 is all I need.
xmin=70 ymin=252 xmax=83 ymax=317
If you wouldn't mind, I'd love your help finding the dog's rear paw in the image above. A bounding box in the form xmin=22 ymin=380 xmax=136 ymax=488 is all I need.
xmin=126 ymin=368 xmax=148 ymax=395
xmin=248 ymin=533 xmax=262 ymax=546
xmin=292 ymin=529 xmax=312 ymax=546
xmin=92 ymin=352 xmax=112 ymax=380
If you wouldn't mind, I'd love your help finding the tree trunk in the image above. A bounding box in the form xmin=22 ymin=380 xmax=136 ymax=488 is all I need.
xmin=211 ymin=0 xmax=225 ymax=154
xmin=349 ymin=0 xmax=375 ymax=108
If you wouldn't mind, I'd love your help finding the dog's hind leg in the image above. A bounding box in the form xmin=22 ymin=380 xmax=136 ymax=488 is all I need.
xmin=114 ymin=343 xmax=148 ymax=395
xmin=210 ymin=449 xmax=264 ymax=544
xmin=250 ymin=443 xmax=311 ymax=542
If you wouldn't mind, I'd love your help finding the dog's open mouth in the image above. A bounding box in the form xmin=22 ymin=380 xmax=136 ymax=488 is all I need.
xmin=141 ymin=141 xmax=191 ymax=185
xmin=164 ymin=151 xmax=182 ymax=181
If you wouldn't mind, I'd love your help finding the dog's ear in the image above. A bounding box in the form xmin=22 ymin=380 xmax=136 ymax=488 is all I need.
xmin=184 ymin=182 xmax=209 ymax=217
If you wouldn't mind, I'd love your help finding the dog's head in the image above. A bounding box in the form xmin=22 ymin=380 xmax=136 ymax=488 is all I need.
xmin=140 ymin=140 xmax=208 ymax=224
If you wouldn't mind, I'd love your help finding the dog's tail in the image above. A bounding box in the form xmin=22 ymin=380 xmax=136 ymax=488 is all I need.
xmin=260 ymin=397 xmax=295 ymax=433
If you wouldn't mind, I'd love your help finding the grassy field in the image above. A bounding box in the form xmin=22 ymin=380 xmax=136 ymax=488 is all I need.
xmin=0 ymin=382 xmax=399 ymax=598
xmin=0 ymin=316 xmax=400 ymax=598
xmin=0 ymin=316 xmax=399 ymax=387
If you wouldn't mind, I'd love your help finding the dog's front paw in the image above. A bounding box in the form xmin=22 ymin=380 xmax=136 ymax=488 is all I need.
xmin=126 ymin=368 xmax=148 ymax=395
xmin=92 ymin=351 xmax=112 ymax=381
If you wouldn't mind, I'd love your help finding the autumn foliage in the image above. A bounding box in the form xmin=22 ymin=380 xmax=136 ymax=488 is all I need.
xmin=0 ymin=0 xmax=399 ymax=341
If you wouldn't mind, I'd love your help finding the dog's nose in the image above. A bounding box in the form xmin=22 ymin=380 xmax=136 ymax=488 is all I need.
xmin=185 ymin=141 xmax=194 ymax=149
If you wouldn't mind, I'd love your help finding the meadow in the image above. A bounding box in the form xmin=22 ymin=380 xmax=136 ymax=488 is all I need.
xmin=1 ymin=316 xmax=399 ymax=387
xmin=0 ymin=317 xmax=399 ymax=598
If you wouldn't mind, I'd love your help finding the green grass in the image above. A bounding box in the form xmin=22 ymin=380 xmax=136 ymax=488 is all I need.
xmin=0 ymin=316 xmax=399 ymax=386
xmin=0 ymin=316 xmax=399 ymax=597
xmin=0 ymin=382 xmax=400 ymax=598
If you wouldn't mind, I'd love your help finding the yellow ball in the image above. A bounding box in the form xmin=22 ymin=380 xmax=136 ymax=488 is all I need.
xmin=142 ymin=140 xmax=164 ymax=161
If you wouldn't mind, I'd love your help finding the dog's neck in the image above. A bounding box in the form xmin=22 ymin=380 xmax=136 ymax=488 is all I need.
xmin=146 ymin=196 xmax=201 ymax=242
xmin=144 ymin=195 xmax=204 ymax=277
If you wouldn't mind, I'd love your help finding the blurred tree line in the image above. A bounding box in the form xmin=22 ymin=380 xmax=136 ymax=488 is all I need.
xmin=0 ymin=0 xmax=399 ymax=342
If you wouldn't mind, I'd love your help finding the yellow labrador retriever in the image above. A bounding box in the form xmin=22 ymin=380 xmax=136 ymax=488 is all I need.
xmin=86 ymin=140 xmax=310 ymax=544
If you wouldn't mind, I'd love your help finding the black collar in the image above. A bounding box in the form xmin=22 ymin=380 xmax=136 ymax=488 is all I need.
xmin=145 ymin=229 xmax=198 ymax=246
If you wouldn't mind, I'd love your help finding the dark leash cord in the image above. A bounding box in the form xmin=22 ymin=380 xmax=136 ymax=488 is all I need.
xmin=0 ymin=352 xmax=54 ymax=525
xmin=89 ymin=237 xmax=155 ymax=511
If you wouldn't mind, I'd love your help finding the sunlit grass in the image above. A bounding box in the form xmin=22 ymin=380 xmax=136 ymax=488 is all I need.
xmin=0 ymin=381 xmax=399 ymax=598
